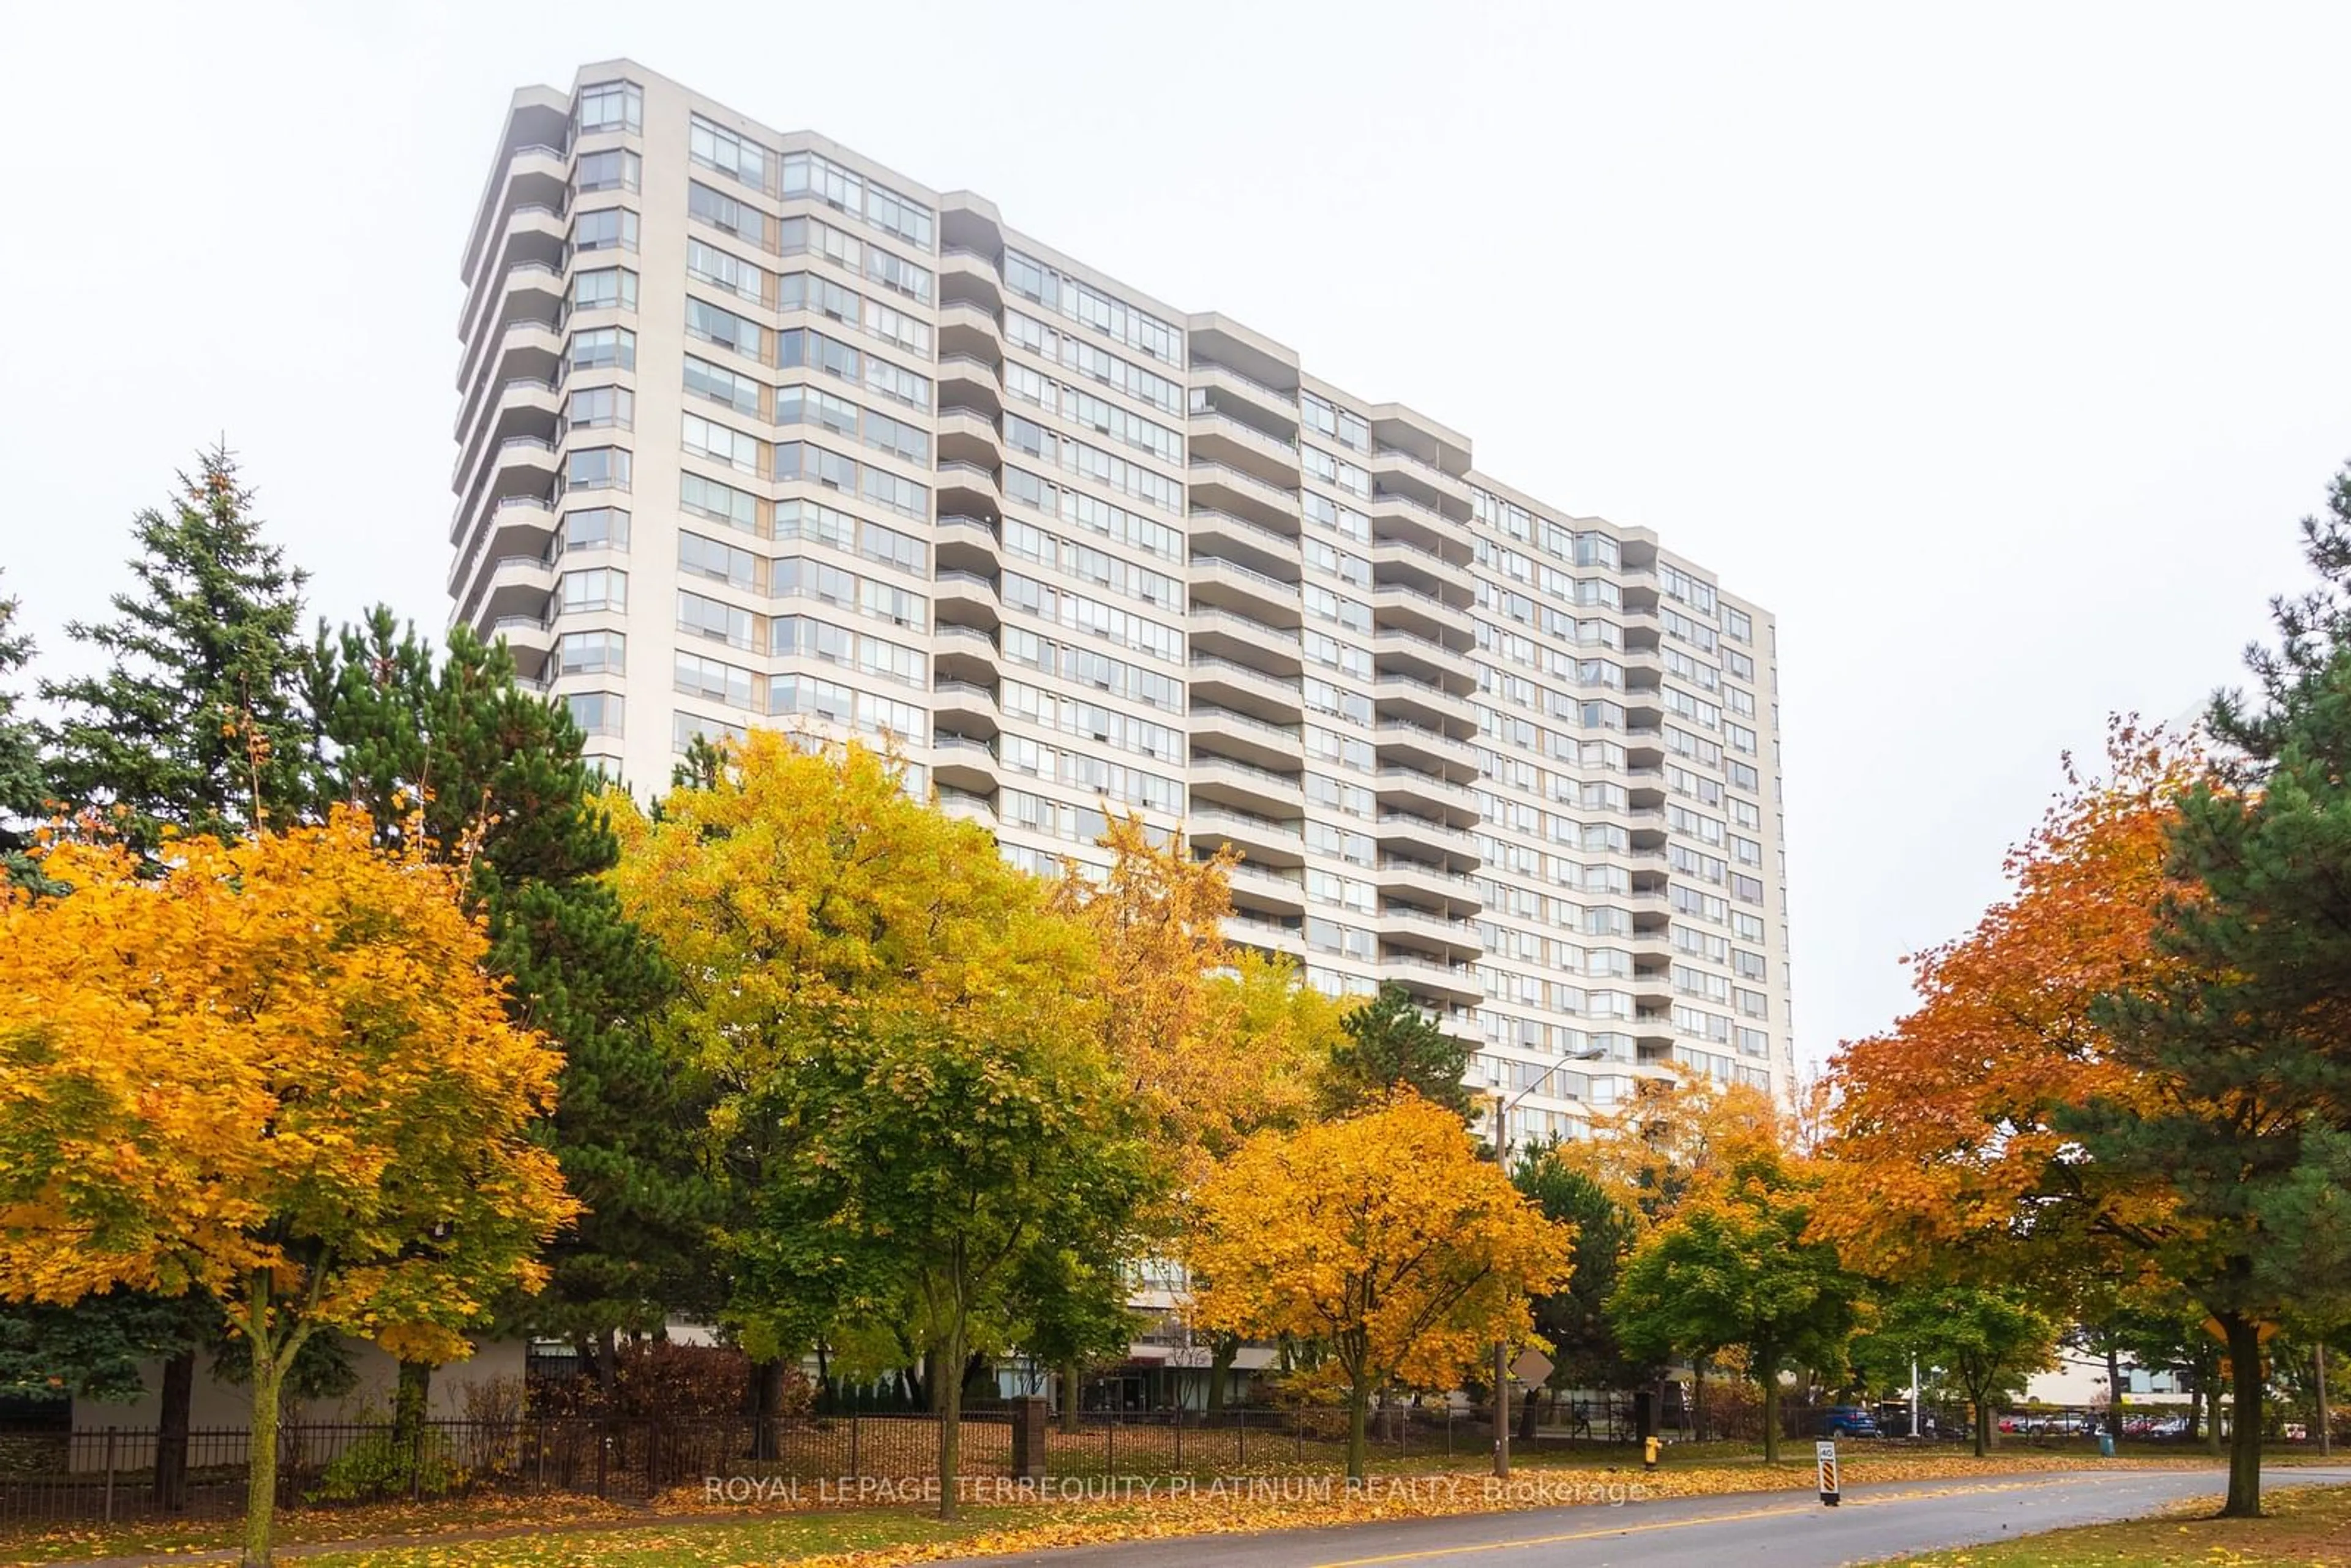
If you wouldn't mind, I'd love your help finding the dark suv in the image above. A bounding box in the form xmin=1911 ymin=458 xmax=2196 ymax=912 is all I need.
xmin=1813 ymin=1406 xmax=1880 ymax=1438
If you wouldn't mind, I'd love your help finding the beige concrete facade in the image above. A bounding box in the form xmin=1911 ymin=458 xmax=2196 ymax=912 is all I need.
xmin=448 ymin=61 xmax=1797 ymax=1134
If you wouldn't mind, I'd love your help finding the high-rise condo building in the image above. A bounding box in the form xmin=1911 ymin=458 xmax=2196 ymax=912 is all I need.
xmin=448 ymin=61 xmax=1796 ymax=1138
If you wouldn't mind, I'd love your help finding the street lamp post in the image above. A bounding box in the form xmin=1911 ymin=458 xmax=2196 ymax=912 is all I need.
xmin=1487 ymin=1048 xmax=1610 ymax=1479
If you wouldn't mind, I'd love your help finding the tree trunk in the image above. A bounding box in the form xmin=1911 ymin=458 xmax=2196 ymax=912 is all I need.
xmin=2220 ymin=1313 xmax=2263 ymax=1518
xmin=155 ymin=1348 xmax=194 ymax=1514
xmin=924 ymin=1348 xmax=947 ymax=1414
xmin=1518 ymin=1382 xmax=1542 ymax=1442
xmin=1207 ymin=1335 xmax=1235 ymax=1414
xmin=241 ymin=1349 xmax=285 ymax=1568
xmin=750 ymin=1358 xmax=783 ymax=1462
xmin=1344 ymin=1374 xmax=1370 ymax=1482
xmin=2317 ymin=1343 xmax=2331 ymax=1459
xmin=1973 ymin=1394 xmax=1992 ymax=1458
xmin=2105 ymin=1333 xmax=2124 ymax=1439
xmin=393 ymin=1360 xmax=430 ymax=1454
xmin=1760 ymin=1376 xmax=1780 ymax=1465
xmin=1693 ymin=1359 xmax=1708 ymax=1442
xmin=594 ymin=1326 xmax=618 ymax=1402
xmin=937 ymin=1326 xmax=965 ymax=1521
xmin=1057 ymin=1359 xmax=1081 ymax=1433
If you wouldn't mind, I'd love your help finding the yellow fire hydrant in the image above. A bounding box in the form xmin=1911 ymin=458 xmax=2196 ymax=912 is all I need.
xmin=1644 ymin=1435 xmax=1660 ymax=1471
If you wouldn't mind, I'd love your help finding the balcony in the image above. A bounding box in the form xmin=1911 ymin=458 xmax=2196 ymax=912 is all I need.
xmin=1221 ymin=910 xmax=1305 ymax=959
xmin=1376 ymin=855 xmax=1483 ymax=910
xmin=1189 ymin=754 xmax=1305 ymax=817
xmin=936 ymin=407 xmax=1002 ymax=470
xmin=1367 ymin=490 xmax=1460 ymax=561
xmin=937 ymin=786 xmax=999 ymax=830
xmin=1188 ymin=507 xmax=1300 ymax=577
xmin=936 ymin=353 xmax=1003 ymax=418
xmin=475 ymin=553 xmax=557 ymax=622
xmin=937 ymin=246 xmax=1003 ymax=310
xmin=454 ymin=375 xmax=562 ymax=498
xmin=1377 ymin=905 xmax=1481 ymax=961
xmin=458 ymin=261 xmax=565 ymax=396
xmin=1632 ymin=1010 xmax=1677 ymax=1050
xmin=933 ymin=624 xmax=1000 ymax=681
xmin=1368 ymin=538 xmax=1472 ymax=599
xmin=1190 ymin=703 xmax=1302 ymax=773
xmin=1369 ymin=627 xmax=1475 ymax=690
xmin=1369 ymin=446 xmax=1472 ymax=516
xmin=936 ymin=460 xmax=1002 ymax=516
xmin=1188 ymin=462 xmax=1300 ymax=534
xmin=1226 ymin=860 xmax=1308 ymax=918
xmin=1372 ymin=672 xmax=1475 ymax=729
xmin=1372 ymin=765 xmax=1478 ymax=821
xmin=937 ymin=301 xmax=1003 ymax=361
xmin=1380 ymin=952 xmax=1482 ymax=1010
xmin=1188 ymin=655 xmax=1303 ymax=724
xmin=448 ymin=492 xmax=559 ymax=598
xmin=1187 ymin=405 xmax=1300 ymax=487
xmin=1190 ymin=555 xmax=1300 ymax=625
xmin=1190 ymin=607 xmax=1303 ymax=675
xmin=932 ymin=679 xmax=1000 ymax=734
xmin=484 ymin=613 xmax=555 ymax=679
xmin=1368 ymin=581 xmax=1471 ymax=644
xmin=934 ymin=514 xmax=1001 ymax=576
xmin=929 ymin=732 xmax=999 ymax=792
xmin=1372 ymin=719 xmax=1479 ymax=779
xmin=932 ymin=569 xmax=1000 ymax=630
xmin=1374 ymin=810 xmax=1480 ymax=863
xmin=457 ymin=204 xmax=566 ymax=348
xmin=1188 ymin=360 xmax=1299 ymax=432
xmin=1188 ymin=807 xmax=1305 ymax=870
xmin=457 ymin=316 xmax=564 ymax=410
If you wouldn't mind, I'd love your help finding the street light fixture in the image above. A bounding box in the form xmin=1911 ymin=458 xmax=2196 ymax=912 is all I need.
xmin=1488 ymin=1047 xmax=1611 ymax=1479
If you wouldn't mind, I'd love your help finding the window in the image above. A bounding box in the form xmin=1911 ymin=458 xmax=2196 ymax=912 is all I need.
xmin=575 ymin=148 xmax=639 ymax=194
xmin=675 ymin=650 xmax=756 ymax=708
xmin=576 ymin=81 xmax=642 ymax=135
xmin=1002 ymin=250 xmax=1179 ymax=362
xmin=688 ymin=238 xmax=765 ymax=304
xmin=558 ymin=630 xmax=625 ymax=674
xmin=561 ymin=506 xmax=629 ymax=552
xmin=566 ymin=447 xmax=631 ymax=492
xmin=677 ymin=589 xmax=757 ymax=649
xmin=570 ymin=326 xmax=635 ymax=372
xmin=679 ymin=530 xmax=757 ymax=589
xmin=681 ymin=413 xmax=760 ymax=475
xmin=572 ymin=268 xmax=637 ymax=312
xmin=684 ymin=355 xmax=760 ymax=415
xmin=566 ymin=692 xmax=623 ymax=737
xmin=782 ymin=151 xmax=936 ymax=249
xmin=689 ymin=114 xmax=770 ymax=191
xmin=863 ymin=353 xmax=930 ymax=411
xmin=1723 ymin=606 xmax=1754 ymax=643
xmin=672 ymin=710 xmax=748 ymax=752
xmin=688 ymin=180 xmax=763 ymax=245
xmin=863 ymin=244 xmax=932 ymax=303
xmin=680 ymin=472 xmax=759 ymax=534
xmin=560 ymin=568 xmax=626 ymax=611
xmin=567 ymin=386 xmax=632 ymax=431
xmin=572 ymin=206 xmax=638 ymax=253
xmin=685 ymin=299 xmax=762 ymax=360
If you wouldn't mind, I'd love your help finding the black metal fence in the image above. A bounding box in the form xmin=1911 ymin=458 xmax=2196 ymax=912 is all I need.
xmin=0 ymin=1405 xmax=1502 ymax=1529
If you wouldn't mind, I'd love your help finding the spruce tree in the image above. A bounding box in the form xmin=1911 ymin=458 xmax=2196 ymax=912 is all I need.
xmin=307 ymin=610 xmax=714 ymax=1377
xmin=25 ymin=449 xmax=313 ymax=1507
xmin=42 ymin=446 xmax=311 ymax=852
xmin=0 ymin=577 xmax=47 ymax=888
xmin=2072 ymin=464 xmax=2351 ymax=1516
xmin=1320 ymin=981 xmax=1475 ymax=1118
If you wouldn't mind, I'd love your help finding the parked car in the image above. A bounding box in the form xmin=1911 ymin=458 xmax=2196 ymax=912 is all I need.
xmin=1813 ymin=1406 xmax=1880 ymax=1438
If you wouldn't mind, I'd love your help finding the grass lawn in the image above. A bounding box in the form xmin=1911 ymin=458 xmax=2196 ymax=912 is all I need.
xmin=1880 ymin=1481 xmax=2351 ymax=1566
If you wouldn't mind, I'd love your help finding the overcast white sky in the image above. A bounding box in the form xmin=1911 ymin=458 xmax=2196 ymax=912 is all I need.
xmin=3 ymin=1 xmax=2345 ymax=1070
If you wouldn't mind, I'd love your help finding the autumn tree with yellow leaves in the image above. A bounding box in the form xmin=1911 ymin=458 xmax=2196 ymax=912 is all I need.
xmin=0 ymin=812 xmax=576 ymax=1566
xmin=1184 ymin=1093 xmax=1573 ymax=1479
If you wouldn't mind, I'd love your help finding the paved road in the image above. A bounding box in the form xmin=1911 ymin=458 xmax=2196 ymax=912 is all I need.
xmin=947 ymin=1466 xmax=2351 ymax=1567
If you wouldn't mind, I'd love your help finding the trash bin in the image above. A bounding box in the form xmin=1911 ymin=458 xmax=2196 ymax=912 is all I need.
xmin=2098 ymin=1432 xmax=2115 ymax=1458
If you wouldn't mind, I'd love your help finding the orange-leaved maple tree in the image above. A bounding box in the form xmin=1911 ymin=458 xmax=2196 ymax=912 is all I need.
xmin=1546 ymin=1069 xmax=1790 ymax=1235
xmin=0 ymin=810 xmax=576 ymax=1566
xmin=1815 ymin=725 xmax=2200 ymax=1297
xmin=1183 ymin=1092 xmax=1573 ymax=1479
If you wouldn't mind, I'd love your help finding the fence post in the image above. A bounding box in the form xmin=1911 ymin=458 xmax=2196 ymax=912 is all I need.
xmin=594 ymin=1417 xmax=609 ymax=1499
xmin=102 ymin=1427 xmax=117 ymax=1525
xmin=1174 ymin=1405 xmax=1183 ymax=1470
xmin=849 ymin=1412 xmax=860 ymax=1480
xmin=410 ymin=1421 xmax=426 ymax=1502
xmin=1237 ymin=1408 xmax=1247 ymax=1468
xmin=1295 ymin=1407 xmax=1305 ymax=1463
xmin=534 ymin=1417 xmax=546 ymax=1492
xmin=1106 ymin=1414 xmax=1115 ymax=1476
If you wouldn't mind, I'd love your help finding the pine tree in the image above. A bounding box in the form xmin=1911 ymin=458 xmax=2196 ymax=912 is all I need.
xmin=307 ymin=610 xmax=714 ymax=1365
xmin=0 ymin=576 xmax=47 ymax=888
xmin=42 ymin=447 xmax=311 ymax=852
xmin=1320 ymin=981 xmax=1474 ymax=1118
xmin=2072 ymin=464 xmax=2351 ymax=1517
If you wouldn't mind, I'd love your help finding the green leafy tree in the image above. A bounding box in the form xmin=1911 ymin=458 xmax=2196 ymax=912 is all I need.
xmin=42 ymin=446 xmax=311 ymax=852
xmin=306 ymin=612 xmax=714 ymax=1389
xmin=1610 ymin=1149 xmax=1861 ymax=1463
xmin=2071 ymin=473 xmax=2351 ymax=1515
xmin=1321 ymin=981 xmax=1473 ymax=1119
xmin=1512 ymin=1142 xmax=1638 ymax=1435
xmin=1853 ymin=1285 xmax=2060 ymax=1455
